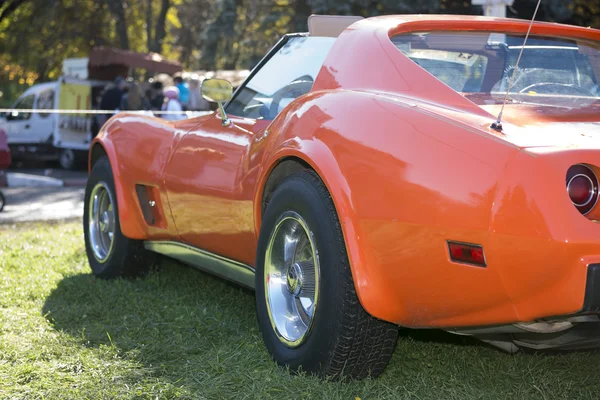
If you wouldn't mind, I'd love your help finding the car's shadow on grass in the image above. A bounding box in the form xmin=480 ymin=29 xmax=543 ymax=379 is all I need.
xmin=41 ymin=258 xmax=600 ymax=398
xmin=42 ymin=258 xmax=480 ymax=356
xmin=43 ymin=259 xmax=260 ymax=354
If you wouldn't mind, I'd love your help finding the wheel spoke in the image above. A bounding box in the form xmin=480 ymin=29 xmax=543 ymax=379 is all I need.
xmin=295 ymin=297 xmax=312 ymax=326
xmin=282 ymin=220 xmax=301 ymax=267
xmin=92 ymin=193 xmax=100 ymax=217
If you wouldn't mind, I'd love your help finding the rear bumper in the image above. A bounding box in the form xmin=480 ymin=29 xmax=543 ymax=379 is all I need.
xmin=582 ymin=264 xmax=600 ymax=313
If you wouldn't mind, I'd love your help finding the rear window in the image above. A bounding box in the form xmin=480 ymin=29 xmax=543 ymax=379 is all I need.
xmin=391 ymin=32 xmax=600 ymax=107
xmin=396 ymin=47 xmax=488 ymax=92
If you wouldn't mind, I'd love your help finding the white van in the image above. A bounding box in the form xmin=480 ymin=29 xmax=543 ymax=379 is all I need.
xmin=0 ymin=76 xmax=107 ymax=169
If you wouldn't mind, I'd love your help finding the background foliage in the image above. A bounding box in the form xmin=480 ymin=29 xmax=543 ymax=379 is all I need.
xmin=0 ymin=0 xmax=599 ymax=105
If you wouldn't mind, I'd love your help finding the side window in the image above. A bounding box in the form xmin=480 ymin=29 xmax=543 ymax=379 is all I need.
xmin=9 ymin=94 xmax=35 ymax=120
xmin=227 ymin=36 xmax=335 ymax=120
xmin=36 ymin=89 xmax=55 ymax=118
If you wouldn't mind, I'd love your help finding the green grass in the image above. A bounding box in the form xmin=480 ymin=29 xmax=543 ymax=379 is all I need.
xmin=1 ymin=221 xmax=599 ymax=399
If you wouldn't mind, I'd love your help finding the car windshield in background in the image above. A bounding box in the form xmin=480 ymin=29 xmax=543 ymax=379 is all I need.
xmin=391 ymin=32 xmax=600 ymax=107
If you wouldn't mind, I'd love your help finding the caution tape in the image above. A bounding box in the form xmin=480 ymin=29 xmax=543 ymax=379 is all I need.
xmin=0 ymin=108 xmax=213 ymax=116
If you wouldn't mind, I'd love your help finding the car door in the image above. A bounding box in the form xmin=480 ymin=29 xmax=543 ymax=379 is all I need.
xmin=163 ymin=35 xmax=336 ymax=265
xmin=5 ymin=94 xmax=36 ymax=144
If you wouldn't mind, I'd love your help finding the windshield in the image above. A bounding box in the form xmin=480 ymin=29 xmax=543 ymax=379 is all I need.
xmin=391 ymin=32 xmax=600 ymax=107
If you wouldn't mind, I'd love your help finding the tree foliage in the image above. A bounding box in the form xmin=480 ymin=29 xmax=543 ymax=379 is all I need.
xmin=0 ymin=0 xmax=599 ymax=95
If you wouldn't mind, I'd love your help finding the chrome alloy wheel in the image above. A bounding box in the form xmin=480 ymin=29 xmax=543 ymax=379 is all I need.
xmin=88 ymin=182 xmax=116 ymax=262
xmin=264 ymin=211 xmax=320 ymax=347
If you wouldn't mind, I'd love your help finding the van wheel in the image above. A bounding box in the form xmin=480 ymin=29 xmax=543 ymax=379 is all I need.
xmin=59 ymin=149 xmax=76 ymax=170
xmin=83 ymin=156 xmax=156 ymax=278
xmin=59 ymin=149 xmax=86 ymax=170
xmin=255 ymin=170 xmax=399 ymax=380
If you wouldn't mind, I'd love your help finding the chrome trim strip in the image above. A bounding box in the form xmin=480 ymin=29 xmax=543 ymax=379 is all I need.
xmin=144 ymin=240 xmax=255 ymax=289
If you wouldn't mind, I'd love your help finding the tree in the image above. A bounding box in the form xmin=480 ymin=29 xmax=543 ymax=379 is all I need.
xmin=150 ymin=0 xmax=171 ymax=53
xmin=105 ymin=0 xmax=130 ymax=49
xmin=0 ymin=0 xmax=112 ymax=78
xmin=0 ymin=0 xmax=27 ymax=24
xmin=1 ymin=0 xmax=600 ymax=94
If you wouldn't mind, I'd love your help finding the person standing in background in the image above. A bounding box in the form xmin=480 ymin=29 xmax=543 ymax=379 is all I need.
xmin=121 ymin=82 xmax=151 ymax=111
xmin=100 ymin=76 xmax=126 ymax=113
xmin=161 ymin=86 xmax=185 ymax=121
xmin=97 ymin=76 xmax=126 ymax=128
xmin=173 ymin=75 xmax=190 ymax=110
xmin=148 ymin=81 xmax=164 ymax=111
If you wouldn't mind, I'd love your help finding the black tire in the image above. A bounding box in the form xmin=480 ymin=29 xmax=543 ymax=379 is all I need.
xmin=255 ymin=170 xmax=399 ymax=380
xmin=83 ymin=156 xmax=155 ymax=278
xmin=59 ymin=149 xmax=87 ymax=170
xmin=0 ymin=191 xmax=5 ymax=212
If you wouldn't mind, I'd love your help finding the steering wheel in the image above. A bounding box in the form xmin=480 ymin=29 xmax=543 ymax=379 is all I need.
xmin=268 ymin=80 xmax=314 ymax=119
xmin=518 ymin=82 xmax=594 ymax=97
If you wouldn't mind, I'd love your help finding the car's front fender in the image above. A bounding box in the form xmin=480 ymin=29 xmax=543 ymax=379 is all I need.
xmin=89 ymin=114 xmax=200 ymax=240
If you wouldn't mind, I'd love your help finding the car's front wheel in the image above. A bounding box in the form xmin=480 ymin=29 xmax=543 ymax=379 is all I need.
xmin=83 ymin=156 xmax=155 ymax=278
xmin=255 ymin=170 xmax=399 ymax=380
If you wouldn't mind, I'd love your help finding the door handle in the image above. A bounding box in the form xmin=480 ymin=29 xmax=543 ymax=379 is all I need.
xmin=24 ymin=124 xmax=30 ymax=129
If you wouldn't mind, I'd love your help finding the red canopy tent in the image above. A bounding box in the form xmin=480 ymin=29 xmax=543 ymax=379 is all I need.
xmin=88 ymin=47 xmax=183 ymax=81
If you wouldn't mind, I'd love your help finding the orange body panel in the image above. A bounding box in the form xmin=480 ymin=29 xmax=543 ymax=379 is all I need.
xmin=91 ymin=15 xmax=600 ymax=329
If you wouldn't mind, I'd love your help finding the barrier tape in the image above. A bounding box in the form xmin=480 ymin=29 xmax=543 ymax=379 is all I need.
xmin=0 ymin=108 xmax=213 ymax=116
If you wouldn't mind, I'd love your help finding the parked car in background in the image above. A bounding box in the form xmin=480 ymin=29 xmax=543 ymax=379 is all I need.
xmin=0 ymin=77 xmax=106 ymax=170
xmin=83 ymin=14 xmax=600 ymax=379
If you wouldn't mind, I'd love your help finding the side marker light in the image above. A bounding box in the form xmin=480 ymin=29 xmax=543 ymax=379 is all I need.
xmin=447 ymin=241 xmax=486 ymax=267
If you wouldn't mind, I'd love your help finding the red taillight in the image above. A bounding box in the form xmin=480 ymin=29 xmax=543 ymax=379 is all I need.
xmin=447 ymin=241 xmax=486 ymax=267
xmin=566 ymin=164 xmax=598 ymax=215
xmin=568 ymin=176 xmax=593 ymax=205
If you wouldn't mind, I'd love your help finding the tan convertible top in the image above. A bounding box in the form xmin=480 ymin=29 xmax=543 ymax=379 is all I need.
xmin=308 ymin=15 xmax=364 ymax=38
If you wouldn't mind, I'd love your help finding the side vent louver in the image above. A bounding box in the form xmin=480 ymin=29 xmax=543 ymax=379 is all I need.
xmin=135 ymin=184 xmax=163 ymax=227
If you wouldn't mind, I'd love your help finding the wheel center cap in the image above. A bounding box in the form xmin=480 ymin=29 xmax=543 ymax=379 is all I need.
xmin=99 ymin=211 xmax=110 ymax=233
xmin=286 ymin=263 xmax=303 ymax=296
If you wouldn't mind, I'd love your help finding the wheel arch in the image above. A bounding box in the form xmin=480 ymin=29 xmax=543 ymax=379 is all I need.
xmin=254 ymin=145 xmax=378 ymax=320
xmin=88 ymin=138 xmax=149 ymax=239
xmin=260 ymin=157 xmax=312 ymax=216
xmin=89 ymin=142 xmax=108 ymax=171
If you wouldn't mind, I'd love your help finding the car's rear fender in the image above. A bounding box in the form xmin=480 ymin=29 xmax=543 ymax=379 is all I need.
xmin=254 ymin=90 xmax=521 ymax=326
xmin=488 ymin=147 xmax=600 ymax=322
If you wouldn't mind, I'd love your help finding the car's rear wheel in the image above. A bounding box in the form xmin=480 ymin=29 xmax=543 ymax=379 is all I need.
xmin=0 ymin=191 xmax=5 ymax=212
xmin=83 ymin=156 xmax=155 ymax=278
xmin=255 ymin=170 xmax=399 ymax=380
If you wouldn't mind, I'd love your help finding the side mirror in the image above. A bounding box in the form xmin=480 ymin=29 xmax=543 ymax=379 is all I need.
xmin=202 ymin=78 xmax=233 ymax=103
xmin=202 ymin=79 xmax=233 ymax=126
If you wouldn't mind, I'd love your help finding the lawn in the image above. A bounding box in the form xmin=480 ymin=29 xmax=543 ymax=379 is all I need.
xmin=0 ymin=221 xmax=599 ymax=399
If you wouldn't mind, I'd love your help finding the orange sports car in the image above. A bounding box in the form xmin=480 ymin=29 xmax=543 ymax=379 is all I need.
xmin=84 ymin=14 xmax=600 ymax=379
